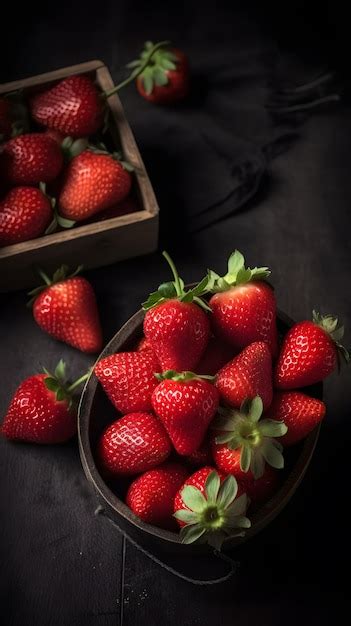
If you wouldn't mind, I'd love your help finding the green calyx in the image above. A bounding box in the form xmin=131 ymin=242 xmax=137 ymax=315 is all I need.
xmin=39 ymin=182 xmax=76 ymax=235
xmin=213 ymin=396 xmax=287 ymax=479
xmin=174 ymin=471 xmax=251 ymax=550
xmin=87 ymin=142 xmax=134 ymax=172
xmin=126 ymin=40 xmax=178 ymax=95
xmin=207 ymin=249 xmax=271 ymax=293
xmin=155 ymin=370 xmax=215 ymax=383
xmin=61 ymin=136 xmax=88 ymax=160
xmin=142 ymin=251 xmax=211 ymax=312
xmin=312 ymin=310 xmax=350 ymax=364
xmin=43 ymin=359 xmax=90 ymax=408
xmin=27 ymin=264 xmax=83 ymax=307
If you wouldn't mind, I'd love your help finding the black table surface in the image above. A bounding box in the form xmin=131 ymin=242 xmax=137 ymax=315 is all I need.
xmin=1 ymin=2 xmax=350 ymax=624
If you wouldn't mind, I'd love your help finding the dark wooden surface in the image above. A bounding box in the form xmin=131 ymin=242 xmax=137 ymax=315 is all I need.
xmin=1 ymin=2 xmax=350 ymax=624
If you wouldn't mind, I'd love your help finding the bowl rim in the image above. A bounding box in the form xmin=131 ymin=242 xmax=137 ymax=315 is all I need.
xmin=78 ymin=306 xmax=321 ymax=546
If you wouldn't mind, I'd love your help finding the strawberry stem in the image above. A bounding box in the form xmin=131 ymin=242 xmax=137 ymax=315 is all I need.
xmin=162 ymin=250 xmax=182 ymax=297
xmin=66 ymin=371 xmax=91 ymax=392
xmin=103 ymin=41 xmax=170 ymax=98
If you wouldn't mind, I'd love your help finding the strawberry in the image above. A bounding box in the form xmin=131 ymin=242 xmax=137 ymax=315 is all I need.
xmin=81 ymin=195 xmax=139 ymax=225
xmin=211 ymin=396 xmax=287 ymax=479
xmin=151 ymin=371 xmax=219 ymax=455
xmin=58 ymin=150 xmax=131 ymax=221
xmin=29 ymin=265 xmax=103 ymax=354
xmin=0 ymin=360 xmax=88 ymax=444
xmin=216 ymin=341 xmax=273 ymax=410
xmin=275 ymin=311 xmax=349 ymax=389
xmin=126 ymin=462 xmax=189 ymax=529
xmin=208 ymin=250 xmax=278 ymax=356
xmin=136 ymin=336 xmax=154 ymax=352
xmin=143 ymin=252 xmax=210 ymax=371
xmin=44 ymin=128 xmax=65 ymax=145
xmin=98 ymin=412 xmax=171 ymax=476
xmin=238 ymin=465 xmax=280 ymax=507
xmin=94 ymin=351 xmax=161 ymax=414
xmin=30 ymin=75 xmax=103 ymax=137
xmin=196 ymin=336 xmax=236 ymax=376
xmin=265 ymin=391 xmax=326 ymax=446
xmin=129 ymin=41 xmax=189 ymax=105
xmin=0 ymin=97 xmax=12 ymax=140
xmin=0 ymin=187 xmax=52 ymax=247
xmin=185 ymin=437 xmax=213 ymax=467
xmin=173 ymin=467 xmax=250 ymax=548
xmin=0 ymin=133 xmax=63 ymax=185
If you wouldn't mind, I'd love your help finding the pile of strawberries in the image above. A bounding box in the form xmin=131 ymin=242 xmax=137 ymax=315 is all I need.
xmin=0 ymin=41 xmax=190 ymax=247
xmin=91 ymin=250 xmax=348 ymax=548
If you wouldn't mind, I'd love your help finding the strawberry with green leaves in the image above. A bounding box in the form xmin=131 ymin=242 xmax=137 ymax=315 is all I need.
xmin=208 ymin=250 xmax=278 ymax=356
xmin=0 ymin=133 xmax=63 ymax=185
xmin=29 ymin=265 xmax=103 ymax=354
xmin=216 ymin=341 xmax=273 ymax=410
xmin=174 ymin=467 xmax=250 ymax=549
xmin=98 ymin=412 xmax=171 ymax=476
xmin=0 ymin=360 xmax=88 ymax=444
xmin=266 ymin=391 xmax=326 ymax=446
xmin=0 ymin=187 xmax=53 ymax=247
xmin=143 ymin=252 xmax=210 ymax=371
xmin=275 ymin=311 xmax=349 ymax=389
xmin=211 ymin=396 xmax=287 ymax=480
xmin=151 ymin=370 xmax=219 ymax=455
xmin=94 ymin=350 xmax=161 ymax=414
xmin=126 ymin=462 xmax=189 ymax=529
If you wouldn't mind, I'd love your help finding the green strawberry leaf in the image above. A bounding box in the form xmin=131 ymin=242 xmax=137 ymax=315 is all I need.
xmin=180 ymin=524 xmax=206 ymax=544
xmin=173 ymin=509 xmax=199 ymax=524
xmin=180 ymin=486 xmax=207 ymax=513
xmin=216 ymin=475 xmax=238 ymax=509
xmin=205 ymin=471 xmax=221 ymax=504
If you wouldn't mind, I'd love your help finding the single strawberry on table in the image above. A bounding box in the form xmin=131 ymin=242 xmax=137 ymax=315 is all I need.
xmin=0 ymin=186 xmax=53 ymax=247
xmin=143 ymin=251 xmax=210 ymax=371
xmin=208 ymin=250 xmax=278 ymax=356
xmin=151 ymin=370 xmax=219 ymax=455
xmin=94 ymin=350 xmax=161 ymax=414
xmin=275 ymin=310 xmax=349 ymax=389
xmin=216 ymin=341 xmax=273 ymax=410
xmin=126 ymin=462 xmax=189 ymax=529
xmin=266 ymin=391 xmax=326 ymax=446
xmin=98 ymin=412 xmax=171 ymax=476
xmin=28 ymin=265 xmax=103 ymax=354
xmin=0 ymin=360 xmax=89 ymax=444
xmin=0 ymin=133 xmax=63 ymax=185
xmin=211 ymin=396 xmax=287 ymax=480
xmin=173 ymin=467 xmax=250 ymax=548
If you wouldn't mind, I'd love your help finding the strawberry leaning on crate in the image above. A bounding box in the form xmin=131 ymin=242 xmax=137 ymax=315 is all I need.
xmin=275 ymin=310 xmax=349 ymax=388
xmin=266 ymin=391 xmax=326 ymax=446
xmin=0 ymin=360 xmax=89 ymax=444
xmin=29 ymin=265 xmax=103 ymax=353
xmin=143 ymin=252 xmax=210 ymax=371
xmin=151 ymin=371 xmax=219 ymax=455
xmin=30 ymin=75 xmax=103 ymax=137
xmin=126 ymin=462 xmax=189 ymax=529
xmin=211 ymin=396 xmax=287 ymax=480
xmin=0 ymin=187 xmax=53 ymax=247
xmin=0 ymin=133 xmax=63 ymax=184
xmin=58 ymin=149 xmax=132 ymax=221
xmin=173 ymin=467 xmax=250 ymax=548
xmin=98 ymin=412 xmax=171 ymax=476
xmin=94 ymin=350 xmax=161 ymax=413
xmin=208 ymin=250 xmax=278 ymax=356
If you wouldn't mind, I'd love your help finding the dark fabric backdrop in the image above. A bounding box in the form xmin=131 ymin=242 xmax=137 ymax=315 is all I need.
xmin=1 ymin=2 xmax=350 ymax=624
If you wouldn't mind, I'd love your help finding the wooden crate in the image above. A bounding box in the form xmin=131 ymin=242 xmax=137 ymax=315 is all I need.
xmin=0 ymin=61 xmax=159 ymax=292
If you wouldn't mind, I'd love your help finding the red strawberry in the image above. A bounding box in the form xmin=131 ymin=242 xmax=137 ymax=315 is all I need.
xmin=132 ymin=42 xmax=190 ymax=105
xmin=196 ymin=336 xmax=236 ymax=376
xmin=0 ymin=187 xmax=52 ymax=247
xmin=45 ymin=128 xmax=65 ymax=145
xmin=126 ymin=462 xmax=189 ymax=529
xmin=81 ymin=195 xmax=139 ymax=225
xmin=94 ymin=351 xmax=161 ymax=414
xmin=143 ymin=252 xmax=210 ymax=371
xmin=173 ymin=467 xmax=250 ymax=548
xmin=0 ymin=97 xmax=12 ymax=139
xmin=98 ymin=412 xmax=171 ymax=476
xmin=0 ymin=360 xmax=87 ymax=444
xmin=265 ymin=391 xmax=326 ymax=446
xmin=211 ymin=396 xmax=287 ymax=479
xmin=216 ymin=341 xmax=273 ymax=410
xmin=151 ymin=371 xmax=219 ymax=455
xmin=185 ymin=437 xmax=213 ymax=467
xmin=238 ymin=465 xmax=280 ymax=506
xmin=0 ymin=133 xmax=63 ymax=185
xmin=136 ymin=336 xmax=154 ymax=352
xmin=29 ymin=266 xmax=103 ymax=354
xmin=58 ymin=150 xmax=131 ymax=221
xmin=275 ymin=311 xmax=348 ymax=389
xmin=208 ymin=250 xmax=278 ymax=356
xmin=30 ymin=75 xmax=103 ymax=137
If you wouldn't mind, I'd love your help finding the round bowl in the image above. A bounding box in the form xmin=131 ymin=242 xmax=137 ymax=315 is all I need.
xmin=78 ymin=307 xmax=321 ymax=554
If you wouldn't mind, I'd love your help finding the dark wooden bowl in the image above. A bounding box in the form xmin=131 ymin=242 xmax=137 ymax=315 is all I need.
xmin=78 ymin=307 xmax=321 ymax=554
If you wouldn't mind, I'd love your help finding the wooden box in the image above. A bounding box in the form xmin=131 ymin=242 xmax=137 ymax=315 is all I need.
xmin=0 ymin=61 xmax=159 ymax=292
